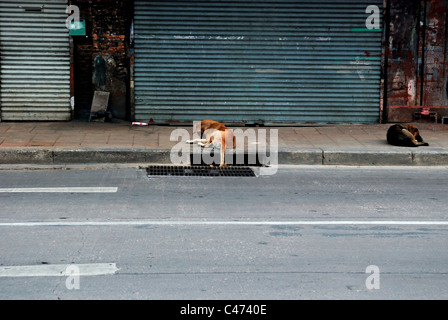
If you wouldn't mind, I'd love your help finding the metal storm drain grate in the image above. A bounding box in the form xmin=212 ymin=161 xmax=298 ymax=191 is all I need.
xmin=189 ymin=152 xmax=262 ymax=167
xmin=147 ymin=166 xmax=256 ymax=177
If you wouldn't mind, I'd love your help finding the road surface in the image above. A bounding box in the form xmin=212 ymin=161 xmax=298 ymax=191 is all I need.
xmin=0 ymin=165 xmax=447 ymax=301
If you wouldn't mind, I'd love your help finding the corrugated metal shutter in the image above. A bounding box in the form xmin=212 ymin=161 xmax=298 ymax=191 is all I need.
xmin=134 ymin=0 xmax=383 ymax=124
xmin=0 ymin=0 xmax=71 ymax=121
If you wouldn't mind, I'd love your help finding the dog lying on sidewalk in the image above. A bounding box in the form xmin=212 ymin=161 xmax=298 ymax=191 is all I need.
xmin=186 ymin=119 xmax=236 ymax=167
xmin=387 ymin=124 xmax=429 ymax=147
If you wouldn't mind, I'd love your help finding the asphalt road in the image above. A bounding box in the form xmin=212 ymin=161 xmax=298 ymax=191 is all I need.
xmin=0 ymin=165 xmax=447 ymax=301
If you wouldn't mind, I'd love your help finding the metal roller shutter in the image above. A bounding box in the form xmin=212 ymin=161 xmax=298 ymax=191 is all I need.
xmin=134 ymin=0 xmax=383 ymax=124
xmin=0 ymin=0 xmax=71 ymax=121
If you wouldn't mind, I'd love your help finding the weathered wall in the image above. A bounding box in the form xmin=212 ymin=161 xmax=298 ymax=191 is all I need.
xmin=386 ymin=0 xmax=422 ymax=122
xmin=387 ymin=0 xmax=448 ymax=123
xmin=422 ymin=0 xmax=448 ymax=107
xmin=72 ymin=0 xmax=132 ymax=120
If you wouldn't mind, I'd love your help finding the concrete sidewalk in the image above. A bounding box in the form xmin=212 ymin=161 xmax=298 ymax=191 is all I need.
xmin=1 ymin=120 xmax=448 ymax=166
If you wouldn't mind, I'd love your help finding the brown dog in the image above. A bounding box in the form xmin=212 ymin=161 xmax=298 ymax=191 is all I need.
xmin=386 ymin=124 xmax=429 ymax=147
xmin=186 ymin=119 xmax=236 ymax=167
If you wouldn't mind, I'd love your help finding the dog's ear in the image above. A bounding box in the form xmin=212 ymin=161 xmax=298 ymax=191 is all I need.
xmin=407 ymin=125 xmax=418 ymax=136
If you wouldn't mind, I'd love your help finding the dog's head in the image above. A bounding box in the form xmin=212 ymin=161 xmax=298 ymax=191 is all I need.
xmin=192 ymin=119 xmax=223 ymax=136
xmin=407 ymin=125 xmax=423 ymax=142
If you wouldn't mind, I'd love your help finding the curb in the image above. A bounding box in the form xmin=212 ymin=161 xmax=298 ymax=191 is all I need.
xmin=2 ymin=147 xmax=448 ymax=167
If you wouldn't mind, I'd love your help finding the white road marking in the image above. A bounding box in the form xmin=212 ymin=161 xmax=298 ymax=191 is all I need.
xmin=0 ymin=263 xmax=119 ymax=277
xmin=0 ymin=187 xmax=118 ymax=193
xmin=0 ymin=220 xmax=448 ymax=227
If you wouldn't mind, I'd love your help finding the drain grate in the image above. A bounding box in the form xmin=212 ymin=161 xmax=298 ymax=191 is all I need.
xmin=147 ymin=165 xmax=256 ymax=177
xmin=189 ymin=152 xmax=262 ymax=167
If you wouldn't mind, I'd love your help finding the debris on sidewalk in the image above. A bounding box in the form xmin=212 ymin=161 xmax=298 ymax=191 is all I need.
xmin=89 ymin=91 xmax=110 ymax=122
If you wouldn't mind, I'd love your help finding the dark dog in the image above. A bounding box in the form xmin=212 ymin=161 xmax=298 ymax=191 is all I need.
xmin=386 ymin=124 xmax=429 ymax=147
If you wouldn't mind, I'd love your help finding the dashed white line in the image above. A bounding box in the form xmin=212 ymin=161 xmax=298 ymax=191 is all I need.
xmin=0 ymin=187 xmax=118 ymax=193
xmin=0 ymin=263 xmax=119 ymax=277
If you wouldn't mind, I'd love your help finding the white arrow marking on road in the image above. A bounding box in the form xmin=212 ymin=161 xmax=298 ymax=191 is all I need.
xmin=0 ymin=187 xmax=118 ymax=193
xmin=0 ymin=263 xmax=119 ymax=277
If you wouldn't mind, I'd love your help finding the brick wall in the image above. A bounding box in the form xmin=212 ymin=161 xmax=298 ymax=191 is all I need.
xmin=72 ymin=0 xmax=132 ymax=120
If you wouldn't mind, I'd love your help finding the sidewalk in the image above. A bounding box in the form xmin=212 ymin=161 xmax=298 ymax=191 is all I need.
xmin=1 ymin=120 xmax=448 ymax=166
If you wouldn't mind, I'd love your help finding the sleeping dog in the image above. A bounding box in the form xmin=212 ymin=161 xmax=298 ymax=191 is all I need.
xmin=186 ymin=119 xmax=236 ymax=167
xmin=387 ymin=124 xmax=429 ymax=147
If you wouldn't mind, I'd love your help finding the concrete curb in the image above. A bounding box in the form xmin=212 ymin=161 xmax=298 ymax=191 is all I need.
xmin=412 ymin=149 xmax=448 ymax=166
xmin=322 ymin=149 xmax=413 ymax=166
xmin=0 ymin=148 xmax=53 ymax=165
xmin=2 ymin=147 xmax=448 ymax=166
xmin=52 ymin=148 xmax=172 ymax=165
